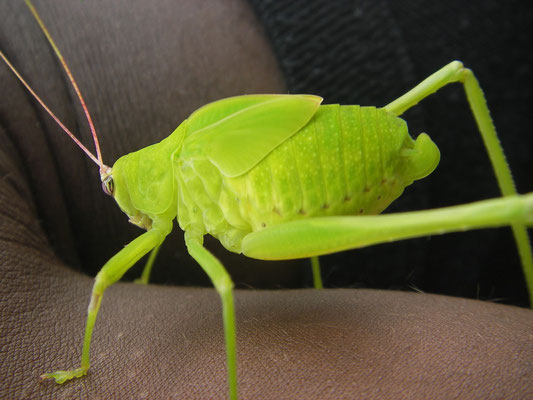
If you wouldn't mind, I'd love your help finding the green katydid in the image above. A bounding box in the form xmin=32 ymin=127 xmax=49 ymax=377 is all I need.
xmin=1 ymin=1 xmax=532 ymax=400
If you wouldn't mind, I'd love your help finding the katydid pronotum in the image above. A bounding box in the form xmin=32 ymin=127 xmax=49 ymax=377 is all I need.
xmin=1 ymin=2 xmax=533 ymax=400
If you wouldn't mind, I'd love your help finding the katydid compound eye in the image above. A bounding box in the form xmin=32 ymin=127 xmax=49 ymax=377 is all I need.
xmin=102 ymin=176 xmax=114 ymax=196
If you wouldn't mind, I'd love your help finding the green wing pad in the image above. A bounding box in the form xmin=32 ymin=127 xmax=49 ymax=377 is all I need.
xmin=182 ymin=94 xmax=323 ymax=177
xmin=186 ymin=95 xmax=295 ymax=133
xmin=118 ymin=143 xmax=175 ymax=214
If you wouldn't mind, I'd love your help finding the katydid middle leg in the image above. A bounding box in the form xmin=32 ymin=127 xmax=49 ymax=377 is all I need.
xmin=310 ymin=256 xmax=323 ymax=289
xmin=384 ymin=61 xmax=533 ymax=304
xmin=185 ymin=232 xmax=238 ymax=400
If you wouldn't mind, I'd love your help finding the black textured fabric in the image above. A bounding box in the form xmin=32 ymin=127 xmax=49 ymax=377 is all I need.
xmin=247 ymin=0 xmax=416 ymax=105
xmin=248 ymin=0 xmax=533 ymax=306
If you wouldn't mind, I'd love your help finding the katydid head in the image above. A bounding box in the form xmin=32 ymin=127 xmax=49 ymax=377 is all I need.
xmin=108 ymin=124 xmax=185 ymax=229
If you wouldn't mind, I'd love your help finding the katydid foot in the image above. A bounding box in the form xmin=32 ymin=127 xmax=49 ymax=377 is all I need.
xmin=40 ymin=366 xmax=88 ymax=383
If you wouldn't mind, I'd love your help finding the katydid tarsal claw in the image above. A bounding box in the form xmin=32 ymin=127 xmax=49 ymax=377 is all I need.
xmin=1 ymin=1 xmax=532 ymax=400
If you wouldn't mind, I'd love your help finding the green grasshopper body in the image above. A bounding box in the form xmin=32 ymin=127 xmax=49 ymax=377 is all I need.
xmin=114 ymin=99 xmax=438 ymax=255
xmin=1 ymin=2 xmax=532 ymax=400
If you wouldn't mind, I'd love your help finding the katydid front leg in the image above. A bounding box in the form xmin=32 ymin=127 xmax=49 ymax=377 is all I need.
xmin=134 ymin=244 xmax=161 ymax=284
xmin=41 ymin=219 xmax=172 ymax=383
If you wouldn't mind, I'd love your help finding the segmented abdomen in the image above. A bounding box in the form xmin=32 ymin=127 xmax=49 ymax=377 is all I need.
xmin=176 ymin=105 xmax=415 ymax=253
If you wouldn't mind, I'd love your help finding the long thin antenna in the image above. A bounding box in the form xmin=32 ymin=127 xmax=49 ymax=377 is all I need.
xmin=0 ymin=0 xmax=110 ymax=174
xmin=24 ymin=0 xmax=106 ymax=173
xmin=1 ymin=50 xmax=101 ymax=166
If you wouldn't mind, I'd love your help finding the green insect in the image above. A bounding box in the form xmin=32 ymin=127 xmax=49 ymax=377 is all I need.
xmin=2 ymin=1 xmax=532 ymax=399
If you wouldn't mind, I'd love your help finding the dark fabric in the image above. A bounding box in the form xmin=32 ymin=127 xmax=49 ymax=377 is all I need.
xmin=248 ymin=0 xmax=533 ymax=306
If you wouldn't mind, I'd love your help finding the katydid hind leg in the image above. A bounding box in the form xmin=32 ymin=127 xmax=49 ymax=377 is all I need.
xmin=242 ymin=193 xmax=533 ymax=261
xmin=384 ymin=61 xmax=533 ymax=305
xmin=185 ymin=234 xmax=238 ymax=400
xmin=41 ymin=222 xmax=171 ymax=383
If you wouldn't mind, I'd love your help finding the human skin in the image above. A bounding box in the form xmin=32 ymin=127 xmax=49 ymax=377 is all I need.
xmin=1 ymin=0 xmax=532 ymax=399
